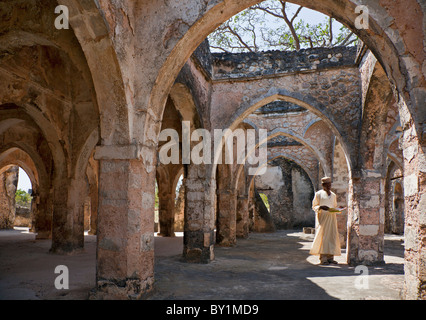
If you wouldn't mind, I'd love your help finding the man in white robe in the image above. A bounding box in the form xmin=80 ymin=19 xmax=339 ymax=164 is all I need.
xmin=310 ymin=177 xmax=341 ymax=265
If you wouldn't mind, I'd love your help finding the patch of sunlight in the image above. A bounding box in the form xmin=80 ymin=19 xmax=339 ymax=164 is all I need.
xmin=306 ymin=274 xmax=404 ymax=300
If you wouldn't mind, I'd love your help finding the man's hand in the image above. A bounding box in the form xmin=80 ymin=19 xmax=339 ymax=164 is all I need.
xmin=319 ymin=206 xmax=329 ymax=211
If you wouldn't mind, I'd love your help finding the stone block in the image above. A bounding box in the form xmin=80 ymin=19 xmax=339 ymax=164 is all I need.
xmin=405 ymin=226 xmax=419 ymax=251
xmin=419 ymin=193 xmax=426 ymax=226
xmin=360 ymin=209 xmax=380 ymax=225
xmin=358 ymin=249 xmax=379 ymax=263
xmin=359 ymin=224 xmax=379 ymax=236
xmin=404 ymin=174 xmax=419 ymax=197
xmin=360 ymin=195 xmax=380 ymax=209
xmin=187 ymin=191 xmax=204 ymax=202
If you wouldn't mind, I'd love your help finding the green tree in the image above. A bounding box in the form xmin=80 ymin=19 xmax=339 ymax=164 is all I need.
xmin=15 ymin=189 xmax=32 ymax=208
xmin=208 ymin=0 xmax=357 ymax=53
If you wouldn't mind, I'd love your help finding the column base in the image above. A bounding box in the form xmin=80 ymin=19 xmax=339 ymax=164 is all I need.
xmin=182 ymin=230 xmax=215 ymax=263
xmin=35 ymin=231 xmax=51 ymax=239
xmin=157 ymin=232 xmax=176 ymax=237
xmin=49 ymin=241 xmax=84 ymax=255
xmin=89 ymin=277 xmax=154 ymax=300
xmin=216 ymin=239 xmax=236 ymax=247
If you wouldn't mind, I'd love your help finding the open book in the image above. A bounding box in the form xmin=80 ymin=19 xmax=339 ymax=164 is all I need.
xmin=328 ymin=207 xmax=347 ymax=213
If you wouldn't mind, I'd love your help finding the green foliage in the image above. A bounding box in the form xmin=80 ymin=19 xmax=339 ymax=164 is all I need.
xmin=155 ymin=182 xmax=159 ymax=209
xmin=259 ymin=193 xmax=270 ymax=211
xmin=15 ymin=189 xmax=32 ymax=208
xmin=208 ymin=0 xmax=357 ymax=53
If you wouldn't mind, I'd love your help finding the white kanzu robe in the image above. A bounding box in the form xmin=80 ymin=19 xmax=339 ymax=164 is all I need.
xmin=310 ymin=190 xmax=341 ymax=256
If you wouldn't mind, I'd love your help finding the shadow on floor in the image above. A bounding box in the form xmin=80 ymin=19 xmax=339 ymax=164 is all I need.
xmin=0 ymin=229 xmax=405 ymax=300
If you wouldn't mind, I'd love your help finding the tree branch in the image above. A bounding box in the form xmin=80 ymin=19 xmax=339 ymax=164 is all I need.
xmin=279 ymin=1 xmax=300 ymax=50
xmin=209 ymin=45 xmax=231 ymax=53
xmin=291 ymin=6 xmax=303 ymax=24
xmin=252 ymin=5 xmax=284 ymax=20
xmin=339 ymin=31 xmax=355 ymax=46
xmin=226 ymin=25 xmax=255 ymax=52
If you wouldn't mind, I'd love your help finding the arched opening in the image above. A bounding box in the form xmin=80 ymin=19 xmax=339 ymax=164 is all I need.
xmin=173 ymin=173 xmax=184 ymax=234
xmin=14 ymin=167 xmax=33 ymax=231
xmin=250 ymin=155 xmax=316 ymax=231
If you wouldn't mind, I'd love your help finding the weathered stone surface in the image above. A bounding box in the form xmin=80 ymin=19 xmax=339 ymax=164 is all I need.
xmin=0 ymin=0 xmax=424 ymax=301
xmin=0 ymin=166 xmax=18 ymax=229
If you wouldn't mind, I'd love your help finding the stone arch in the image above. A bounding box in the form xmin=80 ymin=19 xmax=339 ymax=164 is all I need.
xmin=0 ymin=144 xmax=52 ymax=237
xmin=74 ymin=129 xmax=100 ymax=181
xmin=56 ymin=0 xmax=131 ymax=145
xmin=234 ymin=125 xmax=330 ymax=184
xmin=0 ymin=104 xmax=67 ymax=184
xmin=148 ymin=0 xmax=423 ymax=146
xmin=384 ymin=159 xmax=404 ymax=235
xmin=223 ymin=91 xmax=348 ymax=150
xmin=248 ymin=153 xmax=317 ymax=195
xmin=303 ymin=119 xmax=324 ymax=137
xmin=0 ymin=148 xmax=39 ymax=189
xmin=387 ymin=137 xmax=403 ymax=170
xmin=210 ymin=93 xmax=350 ymax=185
xmin=248 ymin=154 xmax=316 ymax=230
xmin=0 ymin=104 xmax=70 ymax=249
xmin=169 ymin=82 xmax=203 ymax=130
xmin=266 ymin=128 xmax=329 ymax=177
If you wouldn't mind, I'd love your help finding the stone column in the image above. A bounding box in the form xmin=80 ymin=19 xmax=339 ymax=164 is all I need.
xmin=88 ymin=183 xmax=98 ymax=235
xmin=183 ymin=163 xmax=215 ymax=263
xmin=174 ymin=185 xmax=185 ymax=232
xmin=50 ymin=177 xmax=86 ymax=253
xmin=216 ymin=188 xmax=237 ymax=246
xmin=332 ymin=140 xmax=350 ymax=247
xmin=83 ymin=196 xmax=91 ymax=231
xmin=236 ymin=195 xmax=249 ymax=238
xmin=92 ymin=146 xmax=156 ymax=299
xmin=346 ymin=173 xmax=385 ymax=265
xmin=0 ymin=166 xmax=18 ymax=229
xmin=401 ymin=124 xmax=425 ymax=300
xmin=158 ymin=192 xmax=175 ymax=237
xmin=32 ymin=187 xmax=53 ymax=239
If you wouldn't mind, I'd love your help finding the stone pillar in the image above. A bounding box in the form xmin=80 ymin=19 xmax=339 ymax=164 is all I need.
xmin=346 ymin=173 xmax=385 ymax=265
xmin=216 ymin=189 xmax=237 ymax=246
xmin=0 ymin=166 xmax=18 ymax=229
xmin=92 ymin=156 xmax=155 ymax=299
xmin=32 ymin=187 xmax=53 ymax=239
xmin=183 ymin=164 xmax=215 ymax=263
xmin=84 ymin=196 xmax=91 ymax=231
xmin=174 ymin=185 xmax=185 ymax=232
xmin=88 ymin=183 xmax=98 ymax=235
xmin=158 ymin=192 xmax=175 ymax=237
xmin=50 ymin=177 xmax=86 ymax=253
xmin=236 ymin=195 xmax=249 ymax=238
xmin=401 ymin=125 xmax=425 ymax=300
xmin=332 ymin=140 xmax=350 ymax=247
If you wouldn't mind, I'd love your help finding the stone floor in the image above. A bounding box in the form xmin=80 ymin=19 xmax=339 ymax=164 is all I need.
xmin=0 ymin=228 xmax=405 ymax=300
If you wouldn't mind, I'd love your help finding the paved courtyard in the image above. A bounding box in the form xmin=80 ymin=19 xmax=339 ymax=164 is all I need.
xmin=0 ymin=228 xmax=404 ymax=300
